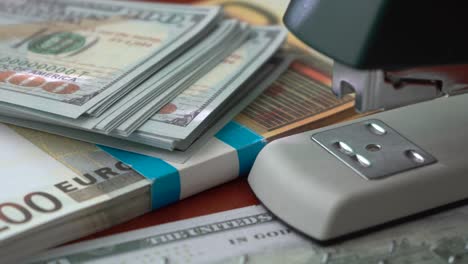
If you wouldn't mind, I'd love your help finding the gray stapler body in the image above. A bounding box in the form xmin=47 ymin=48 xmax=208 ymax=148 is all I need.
xmin=249 ymin=93 xmax=468 ymax=240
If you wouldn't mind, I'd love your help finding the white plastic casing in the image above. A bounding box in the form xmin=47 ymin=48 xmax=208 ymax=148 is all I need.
xmin=248 ymin=94 xmax=468 ymax=240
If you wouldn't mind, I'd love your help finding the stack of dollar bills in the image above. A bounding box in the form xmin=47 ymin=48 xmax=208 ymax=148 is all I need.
xmin=0 ymin=0 xmax=286 ymax=153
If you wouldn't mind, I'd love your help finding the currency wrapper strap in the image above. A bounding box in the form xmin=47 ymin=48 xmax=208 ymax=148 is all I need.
xmin=100 ymin=121 xmax=265 ymax=210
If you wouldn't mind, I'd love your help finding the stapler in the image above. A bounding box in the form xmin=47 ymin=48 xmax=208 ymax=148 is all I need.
xmin=248 ymin=0 xmax=468 ymax=240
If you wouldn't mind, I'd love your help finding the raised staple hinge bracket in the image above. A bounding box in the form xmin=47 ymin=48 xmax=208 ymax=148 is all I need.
xmin=332 ymin=62 xmax=468 ymax=112
xmin=311 ymin=119 xmax=437 ymax=180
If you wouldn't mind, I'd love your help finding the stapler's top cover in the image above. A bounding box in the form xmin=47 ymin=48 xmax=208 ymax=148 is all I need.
xmin=284 ymin=0 xmax=468 ymax=70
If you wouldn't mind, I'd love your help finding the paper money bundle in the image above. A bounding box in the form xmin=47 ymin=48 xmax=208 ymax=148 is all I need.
xmin=0 ymin=0 xmax=291 ymax=262
xmin=0 ymin=0 xmax=286 ymax=153
xmin=0 ymin=56 xmax=291 ymax=264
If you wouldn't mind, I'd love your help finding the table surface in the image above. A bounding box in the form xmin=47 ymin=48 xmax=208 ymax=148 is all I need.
xmin=83 ymin=177 xmax=259 ymax=241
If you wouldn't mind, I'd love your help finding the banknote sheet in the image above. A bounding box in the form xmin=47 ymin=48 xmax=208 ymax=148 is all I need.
xmin=95 ymin=20 xmax=246 ymax=134
xmin=0 ymin=55 xmax=292 ymax=163
xmin=136 ymin=27 xmax=286 ymax=139
xmin=114 ymin=22 xmax=252 ymax=136
xmin=0 ymin=0 xmax=221 ymax=118
xmin=133 ymin=26 xmax=287 ymax=149
xmin=33 ymin=203 xmax=468 ymax=264
xmin=0 ymin=124 xmax=145 ymax=241
xmin=31 ymin=205 xmax=305 ymax=264
xmin=0 ymin=124 xmax=150 ymax=263
xmin=0 ymin=22 xmax=287 ymax=152
xmin=0 ymin=19 xmax=247 ymax=133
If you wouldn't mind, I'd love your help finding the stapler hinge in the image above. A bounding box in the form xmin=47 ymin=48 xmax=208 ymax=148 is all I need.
xmin=333 ymin=63 xmax=468 ymax=112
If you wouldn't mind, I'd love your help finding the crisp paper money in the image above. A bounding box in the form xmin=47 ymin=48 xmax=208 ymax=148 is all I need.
xmin=0 ymin=54 xmax=293 ymax=163
xmin=0 ymin=125 xmax=148 ymax=262
xmin=0 ymin=125 xmax=144 ymax=241
xmin=133 ymin=26 xmax=287 ymax=147
xmin=93 ymin=20 xmax=244 ymax=133
xmin=112 ymin=21 xmax=251 ymax=136
xmin=0 ymin=19 xmax=245 ymax=135
xmin=32 ymin=203 xmax=468 ymax=264
xmin=31 ymin=205 xmax=306 ymax=264
xmin=0 ymin=0 xmax=220 ymax=118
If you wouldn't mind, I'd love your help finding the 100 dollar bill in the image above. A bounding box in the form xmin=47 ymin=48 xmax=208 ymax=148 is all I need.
xmin=33 ymin=204 xmax=468 ymax=264
xmin=0 ymin=0 xmax=220 ymax=118
xmin=133 ymin=26 xmax=287 ymax=145
xmin=31 ymin=205 xmax=295 ymax=264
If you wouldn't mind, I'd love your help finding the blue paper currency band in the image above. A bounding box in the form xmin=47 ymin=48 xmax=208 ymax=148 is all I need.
xmin=97 ymin=145 xmax=180 ymax=210
xmin=215 ymin=121 xmax=266 ymax=176
xmin=97 ymin=121 xmax=265 ymax=210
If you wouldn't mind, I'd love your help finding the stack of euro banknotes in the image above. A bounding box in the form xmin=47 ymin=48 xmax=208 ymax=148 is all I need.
xmin=0 ymin=0 xmax=289 ymax=263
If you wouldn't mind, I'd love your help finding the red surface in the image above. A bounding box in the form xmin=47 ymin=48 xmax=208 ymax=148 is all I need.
xmin=83 ymin=177 xmax=259 ymax=241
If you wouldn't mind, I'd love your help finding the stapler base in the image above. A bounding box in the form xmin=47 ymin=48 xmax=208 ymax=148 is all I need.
xmin=248 ymin=94 xmax=468 ymax=240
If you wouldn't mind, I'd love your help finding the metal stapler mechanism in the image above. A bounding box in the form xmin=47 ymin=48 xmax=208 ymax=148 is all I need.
xmin=248 ymin=0 xmax=468 ymax=240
